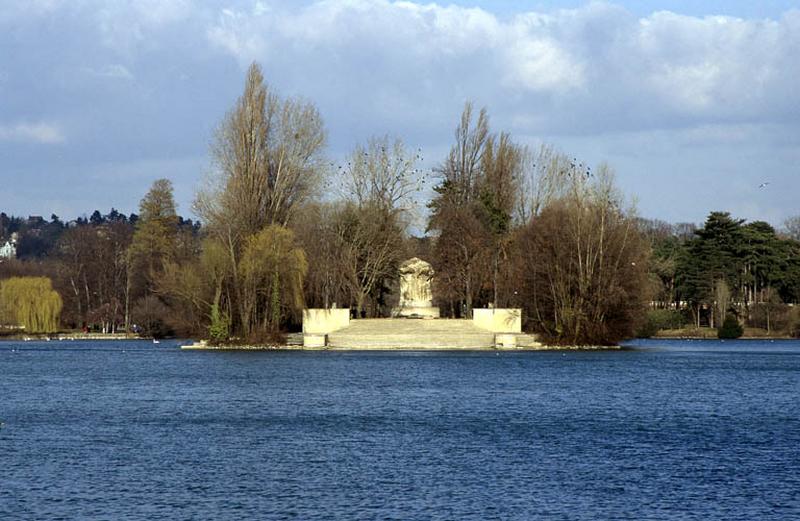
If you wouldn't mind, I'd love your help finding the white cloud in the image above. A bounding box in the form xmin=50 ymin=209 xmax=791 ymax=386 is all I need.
xmin=2 ymin=1 xmax=800 ymax=225
xmin=92 ymin=0 xmax=196 ymax=53
xmin=207 ymin=1 xmax=584 ymax=93
xmin=0 ymin=122 xmax=65 ymax=144
xmin=204 ymin=1 xmax=800 ymax=135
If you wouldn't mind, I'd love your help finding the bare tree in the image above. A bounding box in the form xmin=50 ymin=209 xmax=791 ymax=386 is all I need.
xmin=197 ymin=62 xmax=326 ymax=237
xmin=430 ymin=203 xmax=490 ymax=317
xmin=341 ymin=135 xmax=422 ymax=218
xmin=515 ymin=144 xmax=593 ymax=224
xmin=429 ymin=102 xmax=492 ymax=317
xmin=481 ymin=132 xmax=523 ymax=306
xmin=782 ymin=215 xmax=800 ymax=241
xmin=292 ymin=202 xmax=350 ymax=310
xmin=333 ymin=202 xmax=403 ymax=316
xmin=438 ymin=102 xmax=489 ymax=204
xmin=516 ymin=165 xmax=650 ymax=345
xmin=714 ymin=279 xmax=731 ymax=329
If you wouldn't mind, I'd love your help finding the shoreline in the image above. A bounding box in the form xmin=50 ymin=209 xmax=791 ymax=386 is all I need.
xmin=653 ymin=335 xmax=793 ymax=340
xmin=1 ymin=333 xmax=142 ymax=341
xmin=180 ymin=341 xmax=621 ymax=351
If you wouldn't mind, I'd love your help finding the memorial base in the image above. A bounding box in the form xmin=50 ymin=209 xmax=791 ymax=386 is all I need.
xmin=391 ymin=306 xmax=440 ymax=319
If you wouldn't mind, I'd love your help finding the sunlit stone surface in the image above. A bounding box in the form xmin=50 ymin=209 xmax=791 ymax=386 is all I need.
xmin=394 ymin=257 xmax=439 ymax=318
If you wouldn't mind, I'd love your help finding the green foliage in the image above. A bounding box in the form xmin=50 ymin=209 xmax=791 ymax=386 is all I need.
xmin=636 ymin=309 xmax=688 ymax=338
xmin=677 ymin=212 xmax=744 ymax=309
xmin=0 ymin=277 xmax=62 ymax=333
xmin=667 ymin=211 xmax=800 ymax=330
xmin=239 ymin=225 xmax=308 ymax=336
xmin=129 ymin=178 xmax=179 ymax=288
xmin=208 ymin=302 xmax=230 ymax=344
xmin=718 ymin=314 xmax=744 ymax=339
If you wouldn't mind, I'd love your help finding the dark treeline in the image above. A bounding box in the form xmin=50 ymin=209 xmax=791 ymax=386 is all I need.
xmin=0 ymin=196 xmax=201 ymax=336
xmin=641 ymin=213 xmax=800 ymax=337
xmin=3 ymin=62 xmax=799 ymax=343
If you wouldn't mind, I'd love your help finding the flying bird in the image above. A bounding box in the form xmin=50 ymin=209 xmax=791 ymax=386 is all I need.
xmin=759 ymin=182 xmax=770 ymax=189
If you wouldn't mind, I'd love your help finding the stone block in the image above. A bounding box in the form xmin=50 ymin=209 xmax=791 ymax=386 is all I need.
xmin=302 ymin=309 xmax=350 ymax=334
xmin=495 ymin=333 xmax=518 ymax=348
xmin=473 ymin=308 xmax=522 ymax=333
xmin=303 ymin=334 xmax=327 ymax=348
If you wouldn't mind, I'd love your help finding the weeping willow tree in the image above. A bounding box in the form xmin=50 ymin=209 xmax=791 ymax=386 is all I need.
xmin=238 ymin=225 xmax=308 ymax=336
xmin=0 ymin=277 xmax=63 ymax=333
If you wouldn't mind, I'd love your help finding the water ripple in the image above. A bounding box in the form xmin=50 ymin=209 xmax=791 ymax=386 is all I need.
xmin=1 ymin=339 xmax=799 ymax=519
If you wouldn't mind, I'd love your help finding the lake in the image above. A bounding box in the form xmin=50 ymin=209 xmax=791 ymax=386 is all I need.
xmin=1 ymin=339 xmax=799 ymax=520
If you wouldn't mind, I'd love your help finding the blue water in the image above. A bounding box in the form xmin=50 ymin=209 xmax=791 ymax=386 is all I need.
xmin=1 ymin=339 xmax=799 ymax=520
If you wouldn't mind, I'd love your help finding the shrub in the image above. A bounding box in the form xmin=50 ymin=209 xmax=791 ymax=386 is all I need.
xmin=208 ymin=303 xmax=230 ymax=344
xmin=636 ymin=309 xmax=688 ymax=337
xmin=718 ymin=314 xmax=744 ymax=339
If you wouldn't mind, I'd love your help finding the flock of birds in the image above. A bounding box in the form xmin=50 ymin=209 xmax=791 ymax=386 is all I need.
xmin=322 ymin=146 xmax=432 ymax=199
xmin=323 ymin=145 xmax=774 ymax=197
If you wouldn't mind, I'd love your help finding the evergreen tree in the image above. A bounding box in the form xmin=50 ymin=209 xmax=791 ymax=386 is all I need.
xmin=718 ymin=314 xmax=744 ymax=339
xmin=129 ymin=179 xmax=178 ymax=289
xmin=677 ymin=212 xmax=744 ymax=326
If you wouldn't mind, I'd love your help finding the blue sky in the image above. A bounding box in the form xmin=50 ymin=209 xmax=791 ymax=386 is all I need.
xmin=1 ymin=0 xmax=799 ymax=228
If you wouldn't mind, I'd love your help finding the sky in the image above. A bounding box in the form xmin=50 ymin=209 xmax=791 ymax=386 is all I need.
xmin=1 ymin=0 xmax=799 ymax=228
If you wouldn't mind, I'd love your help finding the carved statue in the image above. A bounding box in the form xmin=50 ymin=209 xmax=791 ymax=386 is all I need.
xmin=398 ymin=257 xmax=434 ymax=308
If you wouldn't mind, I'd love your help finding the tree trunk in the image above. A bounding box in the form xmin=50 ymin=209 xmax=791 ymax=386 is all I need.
xmin=124 ymin=266 xmax=131 ymax=338
xmin=270 ymin=270 xmax=280 ymax=331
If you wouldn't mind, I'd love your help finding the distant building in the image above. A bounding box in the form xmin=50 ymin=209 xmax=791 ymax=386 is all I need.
xmin=0 ymin=232 xmax=17 ymax=259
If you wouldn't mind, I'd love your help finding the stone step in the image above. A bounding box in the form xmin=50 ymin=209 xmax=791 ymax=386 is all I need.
xmin=325 ymin=318 xmax=497 ymax=349
xmin=328 ymin=336 xmax=494 ymax=345
xmin=327 ymin=338 xmax=494 ymax=349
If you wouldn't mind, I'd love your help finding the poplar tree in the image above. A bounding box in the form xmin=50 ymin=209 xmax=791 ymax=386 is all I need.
xmin=194 ymin=62 xmax=325 ymax=338
xmin=428 ymin=102 xmax=491 ymax=317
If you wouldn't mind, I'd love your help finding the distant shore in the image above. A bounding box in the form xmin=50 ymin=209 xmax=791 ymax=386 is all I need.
xmin=653 ymin=327 xmax=793 ymax=340
xmin=1 ymin=332 xmax=141 ymax=341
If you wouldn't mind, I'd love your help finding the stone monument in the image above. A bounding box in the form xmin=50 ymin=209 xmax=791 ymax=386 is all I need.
xmin=392 ymin=257 xmax=440 ymax=318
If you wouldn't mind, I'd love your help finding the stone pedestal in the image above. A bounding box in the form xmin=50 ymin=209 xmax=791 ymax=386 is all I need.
xmin=302 ymin=309 xmax=350 ymax=348
xmin=392 ymin=306 xmax=440 ymax=319
xmin=303 ymin=334 xmax=327 ymax=348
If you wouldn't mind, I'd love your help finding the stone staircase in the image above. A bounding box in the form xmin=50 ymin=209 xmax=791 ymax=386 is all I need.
xmin=326 ymin=318 xmax=496 ymax=349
